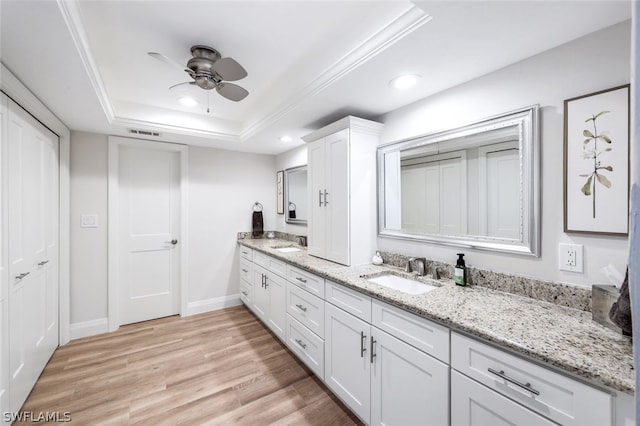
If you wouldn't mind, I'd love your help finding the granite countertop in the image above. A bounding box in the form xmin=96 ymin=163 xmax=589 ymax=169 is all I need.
xmin=238 ymin=238 xmax=635 ymax=395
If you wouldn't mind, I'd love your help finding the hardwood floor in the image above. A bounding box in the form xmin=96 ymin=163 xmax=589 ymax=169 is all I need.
xmin=20 ymin=306 xmax=362 ymax=425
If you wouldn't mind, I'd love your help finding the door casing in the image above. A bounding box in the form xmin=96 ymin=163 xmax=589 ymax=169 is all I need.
xmin=108 ymin=136 xmax=188 ymax=331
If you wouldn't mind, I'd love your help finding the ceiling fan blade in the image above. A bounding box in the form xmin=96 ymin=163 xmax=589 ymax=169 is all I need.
xmin=148 ymin=52 xmax=192 ymax=75
xmin=168 ymin=81 xmax=196 ymax=91
xmin=216 ymin=82 xmax=249 ymax=102
xmin=214 ymin=57 xmax=248 ymax=81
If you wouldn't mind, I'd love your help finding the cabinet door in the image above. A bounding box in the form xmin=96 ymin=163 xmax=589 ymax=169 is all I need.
xmin=307 ymin=138 xmax=326 ymax=259
xmin=252 ymin=265 xmax=268 ymax=321
xmin=266 ymin=271 xmax=286 ymax=341
xmin=324 ymin=302 xmax=371 ymax=424
xmin=371 ymin=328 xmax=449 ymax=426
xmin=324 ymin=130 xmax=349 ymax=265
xmin=451 ymin=371 xmax=555 ymax=426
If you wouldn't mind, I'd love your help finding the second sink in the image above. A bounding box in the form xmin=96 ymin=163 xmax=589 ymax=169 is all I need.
xmin=367 ymin=274 xmax=438 ymax=295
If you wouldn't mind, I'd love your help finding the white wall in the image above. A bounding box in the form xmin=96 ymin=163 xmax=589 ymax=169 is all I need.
xmin=275 ymin=144 xmax=308 ymax=235
xmin=69 ymin=133 xmax=276 ymax=330
xmin=70 ymin=132 xmax=109 ymax=325
xmin=187 ymin=146 xmax=275 ymax=304
xmin=377 ymin=21 xmax=631 ymax=287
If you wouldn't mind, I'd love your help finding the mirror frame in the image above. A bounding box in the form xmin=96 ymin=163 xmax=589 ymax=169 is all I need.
xmin=377 ymin=105 xmax=540 ymax=256
xmin=284 ymin=165 xmax=308 ymax=225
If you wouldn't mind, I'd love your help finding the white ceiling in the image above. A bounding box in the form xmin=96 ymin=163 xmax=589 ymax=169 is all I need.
xmin=0 ymin=0 xmax=632 ymax=155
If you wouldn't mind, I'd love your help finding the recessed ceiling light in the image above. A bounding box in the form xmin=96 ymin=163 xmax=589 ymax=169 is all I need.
xmin=279 ymin=135 xmax=293 ymax=143
xmin=389 ymin=74 xmax=421 ymax=90
xmin=178 ymin=96 xmax=198 ymax=107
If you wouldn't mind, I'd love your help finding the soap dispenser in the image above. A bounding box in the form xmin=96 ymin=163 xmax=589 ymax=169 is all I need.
xmin=372 ymin=251 xmax=383 ymax=266
xmin=454 ymin=253 xmax=466 ymax=286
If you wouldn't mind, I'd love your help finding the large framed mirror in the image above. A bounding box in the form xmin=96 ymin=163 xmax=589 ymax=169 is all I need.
xmin=378 ymin=106 xmax=540 ymax=256
xmin=285 ymin=165 xmax=307 ymax=225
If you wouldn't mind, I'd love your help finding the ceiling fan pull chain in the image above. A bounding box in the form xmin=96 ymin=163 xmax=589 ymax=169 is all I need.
xmin=207 ymin=90 xmax=210 ymax=113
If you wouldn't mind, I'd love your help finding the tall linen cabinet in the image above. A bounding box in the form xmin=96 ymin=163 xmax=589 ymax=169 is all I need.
xmin=303 ymin=116 xmax=382 ymax=266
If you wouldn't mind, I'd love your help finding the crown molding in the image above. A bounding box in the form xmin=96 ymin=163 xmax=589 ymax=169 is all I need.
xmin=239 ymin=5 xmax=431 ymax=141
xmin=57 ymin=0 xmax=115 ymax=122
xmin=110 ymin=116 xmax=241 ymax=143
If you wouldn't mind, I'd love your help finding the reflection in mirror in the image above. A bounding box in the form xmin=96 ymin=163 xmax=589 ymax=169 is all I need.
xmin=378 ymin=106 xmax=540 ymax=256
xmin=285 ymin=165 xmax=307 ymax=225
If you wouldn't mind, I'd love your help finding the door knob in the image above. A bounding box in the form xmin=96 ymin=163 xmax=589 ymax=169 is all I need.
xmin=165 ymin=239 xmax=178 ymax=245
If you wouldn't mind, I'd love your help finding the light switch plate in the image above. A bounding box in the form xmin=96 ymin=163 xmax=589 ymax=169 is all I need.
xmin=81 ymin=214 xmax=98 ymax=228
xmin=559 ymin=243 xmax=583 ymax=273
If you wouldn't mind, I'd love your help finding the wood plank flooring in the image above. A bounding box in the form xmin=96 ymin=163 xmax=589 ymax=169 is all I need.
xmin=20 ymin=306 xmax=362 ymax=425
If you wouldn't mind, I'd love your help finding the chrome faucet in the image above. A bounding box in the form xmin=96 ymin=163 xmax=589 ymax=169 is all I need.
xmin=430 ymin=264 xmax=441 ymax=280
xmin=408 ymin=257 xmax=427 ymax=276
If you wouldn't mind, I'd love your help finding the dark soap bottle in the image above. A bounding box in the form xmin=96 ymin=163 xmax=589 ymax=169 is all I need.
xmin=454 ymin=253 xmax=466 ymax=286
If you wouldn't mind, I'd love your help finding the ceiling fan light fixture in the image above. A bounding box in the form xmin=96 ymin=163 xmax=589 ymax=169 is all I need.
xmin=178 ymin=96 xmax=198 ymax=107
xmin=389 ymin=74 xmax=421 ymax=90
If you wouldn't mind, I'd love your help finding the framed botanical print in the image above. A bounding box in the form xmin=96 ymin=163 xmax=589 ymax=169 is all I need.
xmin=276 ymin=170 xmax=284 ymax=214
xmin=563 ymin=84 xmax=630 ymax=235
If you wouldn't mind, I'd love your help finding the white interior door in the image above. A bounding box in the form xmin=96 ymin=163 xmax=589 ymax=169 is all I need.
xmin=0 ymin=93 xmax=8 ymax=421
xmin=6 ymin=97 xmax=59 ymax=413
xmin=117 ymin=143 xmax=181 ymax=326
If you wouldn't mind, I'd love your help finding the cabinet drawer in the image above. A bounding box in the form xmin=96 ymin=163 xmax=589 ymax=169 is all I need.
xmin=372 ymin=299 xmax=449 ymax=363
xmin=286 ymin=282 xmax=324 ymax=338
xmin=240 ymin=279 xmax=252 ymax=306
xmin=239 ymin=259 xmax=252 ymax=282
xmin=451 ymin=370 xmax=555 ymax=426
xmin=286 ymin=314 xmax=324 ymax=380
xmin=287 ymin=265 xmax=325 ymax=299
xmin=451 ymin=333 xmax=613 ymax=426
xmin=239 ymin=245 xmax=252 ymax=261
xmin=253 ymin=251 xmax=286 ymax=277
xmin=325 ymin=280 xmax=371 ymax=322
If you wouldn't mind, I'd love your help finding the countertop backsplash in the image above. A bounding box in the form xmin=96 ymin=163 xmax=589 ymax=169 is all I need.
xmin=241 ymin=232 xmax=595 ymax=312
xmin=379 ymin=251 xmax=593 ymax=312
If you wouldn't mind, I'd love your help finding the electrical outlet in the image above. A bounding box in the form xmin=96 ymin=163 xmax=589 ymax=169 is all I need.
xmin=559 ymin=243 xmax=583 ymax=273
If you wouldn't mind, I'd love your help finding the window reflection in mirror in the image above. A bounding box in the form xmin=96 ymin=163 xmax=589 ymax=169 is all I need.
xmin=285 ymin=165 xmax=307 ymax=225
xmin=378 ymin=106 xmax=539 ymax=256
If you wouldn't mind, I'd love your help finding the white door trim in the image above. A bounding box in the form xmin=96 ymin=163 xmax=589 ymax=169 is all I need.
xmin=1 ymin=63 xmax=71 ymax=346
xmin=108 ymin=136 xmax=188 ymax=332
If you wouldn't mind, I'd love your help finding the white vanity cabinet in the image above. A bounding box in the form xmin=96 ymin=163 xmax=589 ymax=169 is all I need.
xmin=451 ymin=332 xmax=614 ymax=426
xmin=238 ymin=248 xmax=253 ymax=307
xmin=303 ymin=116 xmax=382 ymax=266
xmin=285 ymin=264 xmax=327 ymax=379
xmin=250 ymin=258 xmax=286 ymax=341
xmin=324 ymin=280 xmax=450 ymax=426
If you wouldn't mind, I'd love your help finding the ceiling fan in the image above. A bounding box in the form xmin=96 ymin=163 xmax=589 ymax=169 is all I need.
xmin=149 ymin=45 xmax=249 ymax=102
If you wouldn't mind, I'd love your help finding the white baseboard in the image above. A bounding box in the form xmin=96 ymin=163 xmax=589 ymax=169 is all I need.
xmin=186 ymin=294 xmax=242 ymax=316
xmin=70 ymin=317 xmax=109 ymax=340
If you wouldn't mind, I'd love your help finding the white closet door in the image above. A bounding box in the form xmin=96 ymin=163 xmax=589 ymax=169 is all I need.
xmin=7 ymin=98 xmax=59 ymax=413
xmin=0 ymin=93 xmax=9 ymax=420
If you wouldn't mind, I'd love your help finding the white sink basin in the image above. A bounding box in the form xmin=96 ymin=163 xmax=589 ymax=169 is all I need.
xmin=367 ymin=274 xmax=437 ymax=295
xmin=273 ymin=246 xmax=301 ymax=253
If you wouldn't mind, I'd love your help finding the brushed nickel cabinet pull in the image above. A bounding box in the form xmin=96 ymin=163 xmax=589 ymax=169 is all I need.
xmin=488 ymin=368 xmax=540 ymax=396
xmin=370 ymin=337 xmax=376 ymax=364
xmin=360 ymin=331 xmax=367 ymax=358
xmin=38 ymin=260 xmax=49 ymax=267
xmin=241 ymin=291 xmax=248 ymax=296
xmin=295 ymin=339 xmax=307 ymax=349
xmin=15 ymin=272 xmax=30 ymax=280
xmin=296 ymin=277 xmax=307 ymax=284
xmin=295 ymin=304 xmax=307 ymax=312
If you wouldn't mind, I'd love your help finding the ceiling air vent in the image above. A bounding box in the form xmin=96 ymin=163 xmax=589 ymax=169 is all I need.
xmin=129 ymin=129 xmax=161 ymax=137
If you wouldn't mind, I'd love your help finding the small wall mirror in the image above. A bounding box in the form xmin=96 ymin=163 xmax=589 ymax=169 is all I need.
xmin=378 ymin=106 xmax=540 ymax=256
xmin=285 ymin=165 xmax=308 ymax=225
